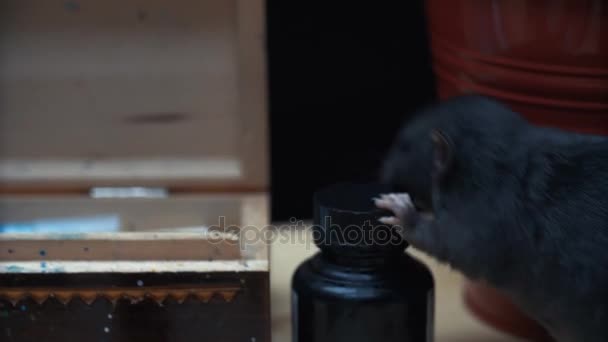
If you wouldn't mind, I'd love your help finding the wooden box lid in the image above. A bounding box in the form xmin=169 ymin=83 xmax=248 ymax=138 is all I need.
xmin=0 ymin=0 xmax=268 ymax=192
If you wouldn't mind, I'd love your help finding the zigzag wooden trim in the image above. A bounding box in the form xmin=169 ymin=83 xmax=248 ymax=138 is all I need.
xmin=0 ymin=285 xmax=241 ymax=307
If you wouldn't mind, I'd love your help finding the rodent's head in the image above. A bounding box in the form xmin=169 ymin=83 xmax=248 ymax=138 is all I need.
xmin=379 ymin=109 xmax=440 ymax=211
xmin=380 ymin=95 xmax=523 ymax=211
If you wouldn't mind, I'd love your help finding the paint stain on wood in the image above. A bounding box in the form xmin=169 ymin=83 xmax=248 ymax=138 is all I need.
xmin=124 ymin=112 xmax=189 ymax=125
xmin=137 ymin=9 xmax=149 ymax=22
xmin=6 ymin=266 xmax=24 ymax=273
xmin=64 ymin=1 xmax=80 ymax=12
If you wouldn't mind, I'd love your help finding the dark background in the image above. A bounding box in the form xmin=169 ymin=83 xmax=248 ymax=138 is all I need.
xmin=267 ymin=2 xmax=437 ymax=221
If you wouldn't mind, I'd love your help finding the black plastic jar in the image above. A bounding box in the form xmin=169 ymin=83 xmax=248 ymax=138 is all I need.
xmin=291 ymin=182 xmax=435 ymax=342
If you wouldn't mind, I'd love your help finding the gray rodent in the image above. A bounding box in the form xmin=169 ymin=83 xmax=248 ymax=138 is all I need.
xmin=375 ymin=95 xmax=608 ymax=342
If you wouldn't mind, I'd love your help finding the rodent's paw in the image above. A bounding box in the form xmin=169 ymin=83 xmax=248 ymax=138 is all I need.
xmin=377 ymin=216 xmax=401 ymax=226
xmin=374 ymin=193 xmax=418 ymax=228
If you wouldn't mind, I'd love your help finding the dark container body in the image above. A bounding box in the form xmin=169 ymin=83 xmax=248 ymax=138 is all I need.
xmin=292 ymin=253 xmax=434 ymax=342
xmin=291 ymin=183 xmax=435 ymax=342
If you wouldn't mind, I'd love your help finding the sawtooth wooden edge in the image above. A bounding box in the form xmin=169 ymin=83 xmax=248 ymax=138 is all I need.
xmin=0 ymin=285 xmax=241 ymax=306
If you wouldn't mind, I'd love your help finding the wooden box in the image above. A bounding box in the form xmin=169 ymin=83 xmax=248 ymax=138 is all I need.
xmin=0 ymin=0 xmax=270 ymax=341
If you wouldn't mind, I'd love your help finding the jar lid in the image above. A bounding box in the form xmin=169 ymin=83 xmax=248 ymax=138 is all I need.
xmin=312 ymin=182 xmax=408 ymax=254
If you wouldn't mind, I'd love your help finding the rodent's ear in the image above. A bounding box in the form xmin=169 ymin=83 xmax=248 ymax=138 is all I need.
xmin=430 ymin=129 xmax=453 ymax=177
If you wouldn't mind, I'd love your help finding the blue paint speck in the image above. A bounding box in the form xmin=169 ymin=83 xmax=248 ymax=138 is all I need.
xmin=6 ymin=265 xmax=24 ymax=273
xmin=39 ymin=250 xmax=46 ymax=257
xmin=40 ymin=262 xmax=47 ymax=269
xmin=58 ymin=233 xmax=84 ymax=240
xmin=20 ymin=305 xmax=26 ymax=312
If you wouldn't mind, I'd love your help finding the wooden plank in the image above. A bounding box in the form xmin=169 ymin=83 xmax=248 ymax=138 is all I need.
xmin=0 ymin=183 xmax=265 ymax=195
xmin=0 ymin=159 xmax=241 ymax=183
xmin=239 ymin=193 xmax=271 ymax=263
xmin=236 ymin=0 xmax=269 ymax=189
xmin=0 ymin=232 xmax=241 ymax=261
xmin=0 ymin=194 xmax=270 ymax=270
xmin=0 ymin=194 xmax=244 ymax=232
xmin=0 ymin=260 xmax=268 ymax=273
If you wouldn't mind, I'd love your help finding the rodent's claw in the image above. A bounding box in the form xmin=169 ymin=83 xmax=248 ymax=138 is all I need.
xmin=374 ymin=192 xmax=418 ymax=227
xmin=373 ymin=197 xmax=392 ymax=210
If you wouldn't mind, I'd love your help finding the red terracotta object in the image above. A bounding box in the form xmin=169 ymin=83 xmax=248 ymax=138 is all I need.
xmin=426 ymin=0 xmax=608 ymax=135
xmin=463 ymin=280 xmax=554 ymax=341
xmin=425 ymin=0 xmax=608 ymax=339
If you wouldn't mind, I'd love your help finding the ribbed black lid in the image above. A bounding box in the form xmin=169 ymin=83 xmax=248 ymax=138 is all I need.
xmin=312 ymin=182 xmax=408 ymax=255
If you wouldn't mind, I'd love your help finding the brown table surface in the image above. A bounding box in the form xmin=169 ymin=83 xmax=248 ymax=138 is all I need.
xmin=270 ymin=225 xmax=523 ymax=341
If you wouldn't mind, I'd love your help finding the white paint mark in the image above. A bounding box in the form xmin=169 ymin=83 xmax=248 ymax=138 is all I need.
xmin=137 ymin=280 xmax=144 ymax=287
xmin=108 ymin=314 xmax=113 ymax=319
xmin=104 ymin=327 xmax=110 ymax=333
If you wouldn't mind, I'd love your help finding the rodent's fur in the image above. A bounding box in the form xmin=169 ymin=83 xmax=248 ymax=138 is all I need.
xmin=379 ymin=95 xmax=608 ymax=342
